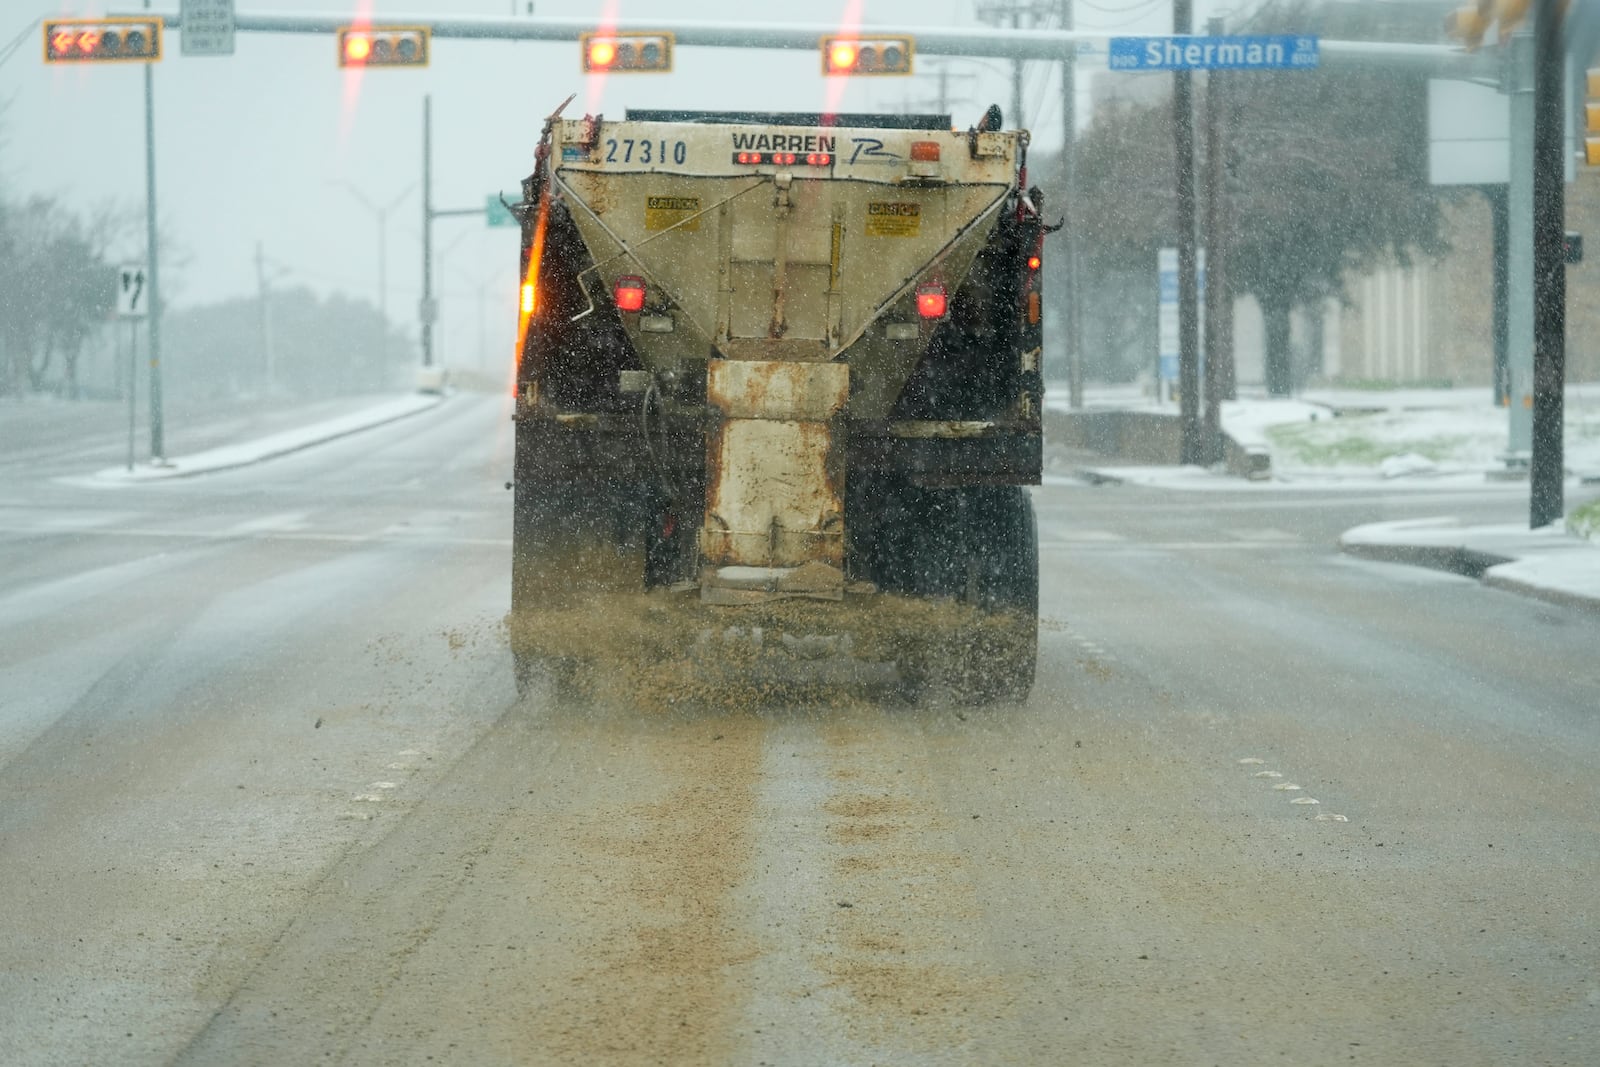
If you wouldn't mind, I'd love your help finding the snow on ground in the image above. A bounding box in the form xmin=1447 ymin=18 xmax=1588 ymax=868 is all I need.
xmin=1047 ymin=382 xmax=1600 ymax=482
xmin=62 ymin=393 xmax=445 ymax=487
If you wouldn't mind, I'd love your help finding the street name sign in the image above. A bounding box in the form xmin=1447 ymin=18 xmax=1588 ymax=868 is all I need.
xmin=180 ymin=0 xmax=235 ymax=57
xmin=486 ymin=194 xmax=517 ymax=228
xmin=1109 ymin=34 xmax=1318 ymax=72
xmin=118 ymin=264 xmax=149 ymax=318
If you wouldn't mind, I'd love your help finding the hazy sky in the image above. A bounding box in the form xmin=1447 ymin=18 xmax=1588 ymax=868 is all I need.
xmin=5 ymin=0 xmax=1203 ymax=370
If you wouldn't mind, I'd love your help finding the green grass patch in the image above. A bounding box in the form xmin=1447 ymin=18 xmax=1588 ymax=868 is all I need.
xmin=1569 ymin=498 xmax=1600 ymax=541
xmin=1327 ymin=377 xmax=1457 ymax=391
xmin=1265 ymin=421 xmax=1469 ymax=467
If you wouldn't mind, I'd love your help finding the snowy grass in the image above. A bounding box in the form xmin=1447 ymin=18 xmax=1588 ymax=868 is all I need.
xmin=1254 ymin=389 xmax=1600 ymax=477
xmin=1570 ymin=498 xmax=1600 ymax=541
xmin=1265 ymin=423 xmax=1472 ymax=467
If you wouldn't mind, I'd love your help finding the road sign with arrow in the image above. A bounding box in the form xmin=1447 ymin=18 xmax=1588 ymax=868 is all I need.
xmin=118 ymin=264 xmax=148 ymax=318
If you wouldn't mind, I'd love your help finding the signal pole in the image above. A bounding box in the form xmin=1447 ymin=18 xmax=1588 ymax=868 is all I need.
xmin=1530 ymin=0 xmax=1566 ymax=527
xmin=143 ymin=0 xmax=164 ymax=461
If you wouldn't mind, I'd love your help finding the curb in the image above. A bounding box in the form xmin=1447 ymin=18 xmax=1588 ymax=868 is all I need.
xmin=1480 ymin=566 xmax=1600 ymax=615
xmin=1339 ymin=520 xmax=1600 ymax=614
xmin=1070 ymin=467 xmax=1126 ymax=486
xmin=1336 ymin=538 xmax=1510 ymax=579
xmin=75 ymin=393 xmax=448 ymax=486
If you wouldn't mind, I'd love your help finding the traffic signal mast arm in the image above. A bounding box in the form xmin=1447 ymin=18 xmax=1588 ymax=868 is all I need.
xmin=116 ymin=9 xmax=1491 ymax=74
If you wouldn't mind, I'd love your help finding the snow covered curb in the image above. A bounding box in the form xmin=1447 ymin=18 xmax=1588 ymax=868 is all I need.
xmin=71 ymin=393 xmax=447 ymax=485
xmin=1340 ymin=517 xmax=1600 ymax=614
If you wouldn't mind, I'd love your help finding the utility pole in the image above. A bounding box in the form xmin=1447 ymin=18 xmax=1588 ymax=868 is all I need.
xmin=1485 ymin=185 xmax=1510 ymax=406
xmin=975 ymin=1 xmax=1039 ymax=127
xmin=1530 ymin=0 xmax=1566 ymax=527
xmin=1061 ymin=0 xmax=1083 ymax=410
xmin=422 ymin=94 xmax=435 ymax=369
xmin=1173 ymin=0 xmax=1202 ymax=464
xmin=142 ymin=0 xmax=164 ymax=461
xmin=1506 ymin=27 xmax=1535 ymax=468
xmin=1201 ymin=14 xmax=1229 ymax=463
xmin=1010 ymin=4 xmax=1024 ymax=128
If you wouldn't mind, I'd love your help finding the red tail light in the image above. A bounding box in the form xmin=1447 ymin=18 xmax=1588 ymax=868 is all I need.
xmin=1027 ymin=254 xmax=1041 ymax=271
xmin=916 ymin=284 xmax=947 ymax=319
xmin=614 ymin=275 xmax=646 ymax=312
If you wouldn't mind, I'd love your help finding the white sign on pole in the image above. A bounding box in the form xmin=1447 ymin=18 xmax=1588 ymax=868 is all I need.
xmin=1427 ymin=78 xmax=1574 ymax=186
xmin=180 ymin=0 xmax=236 ymax=57
xmin=118 ymin=264 xmax=149 ymax=319
xmin=1157 ymin=247 xmax=1204 ymax=383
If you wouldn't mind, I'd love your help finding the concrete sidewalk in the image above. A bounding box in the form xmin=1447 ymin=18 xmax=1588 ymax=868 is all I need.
xmin=1340 ymin=517 xmax=1600 ymax=614
xmin=63 ymin=393 xmax=448 ymax=486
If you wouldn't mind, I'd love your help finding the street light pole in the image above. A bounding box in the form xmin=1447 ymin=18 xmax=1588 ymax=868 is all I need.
xmin=339 ymin=181 xmax=415 ymax=369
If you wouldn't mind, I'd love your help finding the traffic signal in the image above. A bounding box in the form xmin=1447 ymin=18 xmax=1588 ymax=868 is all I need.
xmin=821 ymin=35 xmax=915 ymax=76
xmin=1444 ymin=0 xmax=1493 ymax=49
xmin=43 ymin=17 xmax=162 ymax=64
xmin=580 ymin=32 xmax=674 ymax=73
xmin=337 ymin=26 xmax=430 ymax=68
xmin=1587 ymin=69 xmax=1600 ymax=166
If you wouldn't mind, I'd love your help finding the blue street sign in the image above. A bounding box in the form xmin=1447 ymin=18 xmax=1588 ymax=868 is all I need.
xmin=1108 ymin=34 xmax=1318 ymax=72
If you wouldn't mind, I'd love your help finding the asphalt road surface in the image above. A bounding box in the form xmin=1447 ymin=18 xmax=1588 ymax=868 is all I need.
xmin=3 ymin=393 xmax=1597 ymax=1066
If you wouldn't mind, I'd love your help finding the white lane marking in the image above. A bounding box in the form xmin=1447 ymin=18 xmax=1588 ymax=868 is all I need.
xmin=224 ymin=510 xmax=310 ymax=534
xmin=1240 ymin=758 xmax=1349 ymax=822
xmin=0 ymin=524 xmax=510 ymax=547
xmin=1040 ymin=541 xmax=1305 ymax=551
xmin=397 ymin=749 xmax=422 ymax=757
xmin=352 ymin=793 xmax=384 ymax=803
xmin=386 ymin=762 xmax=413 ymax=771
xmin=34 ymin=511 xmax=140 ymax=529
xmin=369 ymin=781 xmax=399 ymax=790
xmin=1225 ymin=527 xmax=1300 ymax=543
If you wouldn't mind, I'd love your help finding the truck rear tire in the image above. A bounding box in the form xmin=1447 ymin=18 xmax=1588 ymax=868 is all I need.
xmin=869 ymin=485 xmax=1038 ymax=706
xmin=950 ymin=486 xmax=1038 ymax=705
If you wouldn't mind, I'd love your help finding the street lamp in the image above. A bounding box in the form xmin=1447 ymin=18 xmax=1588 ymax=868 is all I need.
xmin=336 ymin=181 xmax=415 ymax=369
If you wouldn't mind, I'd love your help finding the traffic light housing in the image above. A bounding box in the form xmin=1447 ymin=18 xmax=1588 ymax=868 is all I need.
xmin=1587 ymin=69 xmax=1600 ymax=166
xmin=580 ymin=32 xmax=674 ymax=74
xmin=338 ymin=26 xmax=430 ymax=68
xmin=821 ymin=35 xmax=915 ymax=76
xmin=43 ymin=17 xmax=162 ymax=64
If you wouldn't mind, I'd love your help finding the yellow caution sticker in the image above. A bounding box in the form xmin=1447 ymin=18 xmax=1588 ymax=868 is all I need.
xmin=645 ymin=195 xmax=701 ymax=231
xmin=866 ymin=201 xmax=921 ymax=237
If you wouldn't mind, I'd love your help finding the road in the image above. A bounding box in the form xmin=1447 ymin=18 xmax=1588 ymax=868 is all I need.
xmin=2 ymin=393 xmax=1597 ymax=1066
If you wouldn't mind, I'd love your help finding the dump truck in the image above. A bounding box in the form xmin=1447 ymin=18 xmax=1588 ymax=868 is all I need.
xmin=509 ymin=103 xmax=1046 ymax=705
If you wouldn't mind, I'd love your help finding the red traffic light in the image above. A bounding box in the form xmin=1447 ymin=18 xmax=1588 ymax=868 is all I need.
xmin=821 ymin=35 xmax=914 ymax=76
xmin=43 ymin=18 xmax=162 ymax=64
xmin=337 ymin=26 xmax=430 ymax=68
xmin=580 ymin=32 xmax=674 ymax=73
